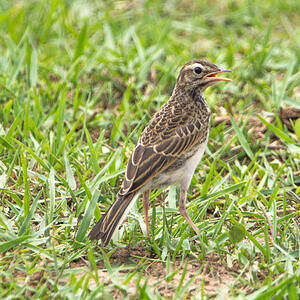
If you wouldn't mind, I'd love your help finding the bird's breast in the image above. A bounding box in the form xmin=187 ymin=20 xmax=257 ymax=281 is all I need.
xmin=146 ymin=133 xmax=209 ymax=192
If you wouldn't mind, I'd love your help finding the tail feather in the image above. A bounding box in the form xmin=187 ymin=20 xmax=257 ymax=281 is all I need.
xmin=89 ymin=193 xmax=136 ymax=246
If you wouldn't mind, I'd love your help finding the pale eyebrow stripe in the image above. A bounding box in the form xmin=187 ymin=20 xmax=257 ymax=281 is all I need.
xmin=184 ymin=63 xmax=203 ymax=71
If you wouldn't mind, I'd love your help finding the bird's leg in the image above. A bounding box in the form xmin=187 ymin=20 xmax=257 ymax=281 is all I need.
xmin=142 ymin=190 xmax=150 ymax=237
xmin=179 ymin=189 xmax=199 ymax=235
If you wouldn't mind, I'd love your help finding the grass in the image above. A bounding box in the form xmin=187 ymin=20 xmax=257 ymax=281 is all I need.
xmin=0 ymin=0 xmax=299 ymax=298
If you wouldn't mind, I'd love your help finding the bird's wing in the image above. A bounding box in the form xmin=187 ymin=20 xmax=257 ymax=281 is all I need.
xmin=119 ymin=107 xmax=208 ymax=195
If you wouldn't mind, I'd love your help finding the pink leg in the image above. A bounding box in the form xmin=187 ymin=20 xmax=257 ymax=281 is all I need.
xmin=179 ymin=189 xmax=199 ymax=235
xmin=142 ymin=191 xmax=150 ymax=237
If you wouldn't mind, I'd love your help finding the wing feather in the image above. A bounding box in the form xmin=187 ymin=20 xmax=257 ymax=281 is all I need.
xmin=119 ymin=99 xmax=209 ymax=196
xmin=121 ymin=124 xmax=205 ymax=195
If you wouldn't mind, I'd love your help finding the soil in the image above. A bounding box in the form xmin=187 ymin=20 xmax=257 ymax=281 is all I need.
xmin=5 ymin=245 xmax=243 ymax=298
xmin=70 ymin=246 xmax=244 ymax=298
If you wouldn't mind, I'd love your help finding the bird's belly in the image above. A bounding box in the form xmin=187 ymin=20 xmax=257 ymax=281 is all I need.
xmin=148 ymin=140 xmax=208 ymax=190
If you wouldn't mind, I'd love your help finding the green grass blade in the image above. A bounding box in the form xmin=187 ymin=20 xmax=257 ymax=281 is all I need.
xmin=0 ymin=235 xmax=31 ymax=252
xmin=13 ymin=138 xmax=50 ymax=171
xmin=257 ymin=114 xmax=296 ymax=144
xmin=19 ymin=190 xmax=42 ymax=236
xmin=73 ymin=21 xmax=88 ymax=61
xmin=75 ymin=190 xmax=100 ymax=244
xmin=48 ymin=167 xmax=55 ymax=223
xmin=85 ymin=127 xmax=101 ymax=174
xmin=230 ymin=115 xmax=254 ymax=159
xmin=29 ymin=46 xmax=37 ymax=87
xmin=63 ymin=151 xmax=76 ymax=190
xmin=20 ymin=151 xmax=30 ymax=216
xmin=0 ymin=136 xmax=14 ymax=150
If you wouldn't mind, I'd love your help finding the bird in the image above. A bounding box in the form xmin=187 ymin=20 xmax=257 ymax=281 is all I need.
xmin=89 ymin=59 xmax=231 ymax=246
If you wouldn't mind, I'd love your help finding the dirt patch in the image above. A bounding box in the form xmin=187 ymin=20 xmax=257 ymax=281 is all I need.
xmin=279 ymin=107 xmax=300 ymax=132
xmin=89 ymin=126 xmax=102 ymax=142
xmin=140 ymin=252 xmax=238 ymax=298
xmin=66 ymin=246 xmax=242 ymax=298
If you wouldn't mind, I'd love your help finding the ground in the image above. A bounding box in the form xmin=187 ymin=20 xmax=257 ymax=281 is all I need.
xmin=0 ymin=0 xmax=299 ymax=299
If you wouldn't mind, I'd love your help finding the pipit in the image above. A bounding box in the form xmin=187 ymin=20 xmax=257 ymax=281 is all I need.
xmin=89 ymin=59 xmax=231 ymax=246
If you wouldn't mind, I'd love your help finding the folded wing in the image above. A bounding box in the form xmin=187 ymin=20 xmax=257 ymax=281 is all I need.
xmin=119 ymin=117 xmax=205 ymax=196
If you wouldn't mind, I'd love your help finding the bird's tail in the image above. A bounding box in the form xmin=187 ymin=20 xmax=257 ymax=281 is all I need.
xmin=89 ymin=193 xmax=137 ymax=246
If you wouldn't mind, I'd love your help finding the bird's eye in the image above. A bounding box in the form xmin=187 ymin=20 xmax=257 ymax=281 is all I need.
xmin=194 ymin=67 xmax=202 ymax=74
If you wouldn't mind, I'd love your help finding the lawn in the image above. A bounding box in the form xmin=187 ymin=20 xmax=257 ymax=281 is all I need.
xmin=0 ymin=0 xmax=299 ymax=298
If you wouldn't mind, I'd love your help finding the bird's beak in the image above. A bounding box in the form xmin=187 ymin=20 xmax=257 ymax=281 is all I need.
xmin=204 ymin=68 xmax=232 ymax=83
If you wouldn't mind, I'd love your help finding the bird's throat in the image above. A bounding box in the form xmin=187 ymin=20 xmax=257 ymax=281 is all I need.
xmin=191 ymin=87 xmax=205 ymax=103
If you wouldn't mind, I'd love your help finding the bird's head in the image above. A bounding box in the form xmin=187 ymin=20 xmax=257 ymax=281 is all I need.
xmin=176 ymin=59 xmax=231 ymax=92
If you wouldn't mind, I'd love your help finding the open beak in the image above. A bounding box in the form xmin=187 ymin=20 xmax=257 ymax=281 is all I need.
xmin=204 ymin=68 xmax=232 ymax=83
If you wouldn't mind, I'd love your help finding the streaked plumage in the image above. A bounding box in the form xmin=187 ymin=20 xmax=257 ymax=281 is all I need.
xmin=89 ymin=59 xmax=231 ymax=246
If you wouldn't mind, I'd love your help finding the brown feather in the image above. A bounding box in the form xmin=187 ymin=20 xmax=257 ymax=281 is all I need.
xmin=88 ymin=193 xmax=135 ymax=246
